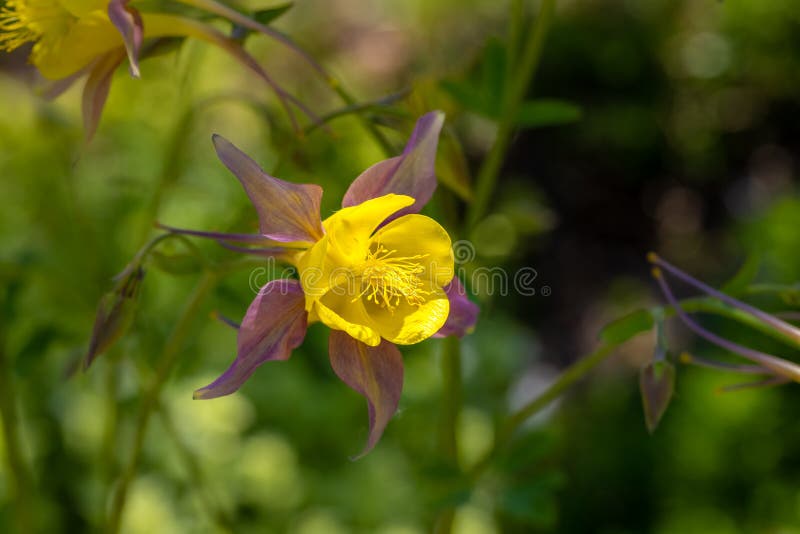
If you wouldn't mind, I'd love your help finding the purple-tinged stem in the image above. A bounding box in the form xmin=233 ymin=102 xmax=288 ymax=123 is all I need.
xmin=678 ymin=352 xmax=770 ymax=375
xmin=156 ymin=223 xmax=267 ymax=243
xmin=176 ymin=0 xmax=332 ymax=82
xmin=649 ymin=253 xmax=800 ymax=347
xmin=774 ymin=312 xmax=800 ymax=322
xmin=217 ymin=242 xmax=288 ymax=257
xmin=718 ymin=376 xmax=789 ymax=393
xmin=653 ymin=268 xmax=800 ymax=383
xmin=210 ymin=311 xmax=240 ymax=330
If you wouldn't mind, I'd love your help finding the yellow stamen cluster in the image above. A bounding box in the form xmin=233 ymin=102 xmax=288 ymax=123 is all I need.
xmin=0 ymin=0 xmax=72 ymax=54
xmin=355 ymin=243 xmax=430 ymax=313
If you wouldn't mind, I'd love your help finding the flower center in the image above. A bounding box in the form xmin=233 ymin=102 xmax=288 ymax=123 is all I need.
xmin=0 ymin=0 xmax=73 ymax=54
xmin=354 ymin=243 xmax=430 ymax=313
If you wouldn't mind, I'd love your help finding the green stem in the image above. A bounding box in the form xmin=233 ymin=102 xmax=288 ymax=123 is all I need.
xmin=672 ymin=297 xmax=800 ymax=351
xmin=466 ymin=0 xmax=556 ymax=229
xmin=304 ymin=90 xmax=410 ymax=137
xmin=506 ymin=0 xmax=525 ymax=72
xmin=434 ymin=336 xmax=463 ymax=534
xmin=470 ymin=343 xmax=618 ymax=478
xmin=106 ymin=271 xmax=217 ymax=534
xmin=101 ymin=354 xmax=121 ymax=490
xmin=136 ymin=111 xmax=194 ymax=246
xmin=332 ymin=85 xmax=396 ymax=157
xmin=439 ymin=336 xmax=463 ymax=460
xmin=0 ymin=324 xmax=34 ymax=534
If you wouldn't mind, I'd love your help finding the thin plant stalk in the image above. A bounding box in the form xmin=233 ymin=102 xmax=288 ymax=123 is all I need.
xmin=0 ymin=323 xmax=34 ymax=534
xmin=435 ymin=2 xmax=557 ymax=528
xmin=469 ymin=342 xmax=617 ymax=479
xmin=107 ymin=271 xmax=217 ymax=534
xmin=466 ymin=0 xmax=557 ymax=229
xmin=434 ymin=336 xmax=463 ymax=533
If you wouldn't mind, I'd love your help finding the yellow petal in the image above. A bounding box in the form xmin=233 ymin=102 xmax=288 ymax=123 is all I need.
xmin=33 ymin=12 xmax=121 ymax=79
xmin=315 ymin=289 xmax=381 ymax=347
xmin=323 ymin=194 xmax=414 ymax=266
xmin=366 ymin=281 xmax=450 ymax=345
xmin=371 ymin=214 xmax=454 ymax=288
xmin=296 ymin=234 xmax=331 ymax=310
xmin=57 ymin=0 xmax=107 ymax=18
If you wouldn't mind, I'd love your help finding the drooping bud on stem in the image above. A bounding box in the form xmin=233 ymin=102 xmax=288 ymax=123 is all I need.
xmin=85 ymin=266 xmax=144 ymax=368
xmin=639 ymin=313 xmax=675 ymax=433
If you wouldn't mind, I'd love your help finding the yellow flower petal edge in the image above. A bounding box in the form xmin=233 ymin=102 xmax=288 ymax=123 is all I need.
xmin=315 ymin=292 xmax=382 ymax=347
xmin=367 ymin=281 xmax=450 ymax=345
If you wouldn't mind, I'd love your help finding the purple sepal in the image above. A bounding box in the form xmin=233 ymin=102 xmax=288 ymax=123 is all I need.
xmin=342 ymin=111 xmax=445 ymax=216
xmin=212 ymin=135 xmax=324 ymax=243
xmin=82 ymin=51 xmax=125 ymax=141
xmin=434 ymin=277 xmax=479 ymax=338
xmin=328 ymin=331 xmax=404 ymax=459
xmin=194 ymin=279 xmax=307 ymax=399
xmin=108 ymin=0 xmax=143 ymax=78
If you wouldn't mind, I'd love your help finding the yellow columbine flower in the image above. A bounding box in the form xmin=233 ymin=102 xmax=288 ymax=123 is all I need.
xmin=298 ymin=193 xmax=454 ymax=347
xmin=1 ymin=0 xmax=320 ymax=138
xmin=1 ymin=0 xmax=129 ymax=79
xmin=155 ymin=111 xmax=479 ymax=456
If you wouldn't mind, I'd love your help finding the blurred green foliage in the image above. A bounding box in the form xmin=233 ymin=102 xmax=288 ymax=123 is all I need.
xmin=1 ymin=0 xmax=800 ymax=532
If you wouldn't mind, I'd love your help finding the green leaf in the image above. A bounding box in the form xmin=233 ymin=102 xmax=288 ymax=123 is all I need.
xmin=640 ymin=360 xmax=675 ymax=433
xmin=253 ymin=2 xmax=293 ymax=25
xmin=720 ymin=254 xmax=760 ymax=296
xmin=515 ymin=99 xmax=582 ymax=128
xmin=598 ymin=309 xmax=654 ymax=345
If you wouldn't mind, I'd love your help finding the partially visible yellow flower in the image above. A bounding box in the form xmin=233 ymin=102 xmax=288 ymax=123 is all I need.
xmin=1 ymin=0 xmax=125 ymax=79
xmin=1 ymin=0 xmax=318 ymax=138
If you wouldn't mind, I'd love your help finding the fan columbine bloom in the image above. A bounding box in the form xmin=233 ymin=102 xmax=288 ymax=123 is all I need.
xmin=1 ymin=0 xmax=310 ymax=138
xmin=161 ymin=111 xmax=479 ymax=455
xmin=297 ymin=193 xmax=454 ymax=347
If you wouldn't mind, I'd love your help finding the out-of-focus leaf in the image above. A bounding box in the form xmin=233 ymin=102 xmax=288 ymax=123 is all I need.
xmin=779 ymin=287 xmax=800 ymax=306
xmin=515 ymin=99 xmax=582 ymax=128
xmin=253 ymin=2 xmax=293 ymax=25
xmin=436 ymin=129 xmax=473 ymax=201
xmin=85 ymin=266 xmax=144 ymax=368
xmin=495 ymin=429 xmax=555 ymax=471
xmin=598 ymin=309 xmax=654 ymax=345
xmin=150 ymin=250 xmax=204 ymax=276
xmin=420 ymin=461 xmax=472 ymax=510
xmin=231 ymin=3 xmax=293 ymax=39
xmin=499 ymin=187 xmax=558 ymax=237
xmin=720 ymin=254 xmax=760 ymax=296
xmin=15 ymin=325 xmax=60 ymax=376
xmin=482 ymin=37 xmax=507 ymax=116
xmin=440 ymin=80 xmax=490 ymax=116
xmin=496 ymin=472 xmax=565 ymax=527
xmin=639 ymin=360 xmax=675 ymax=433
